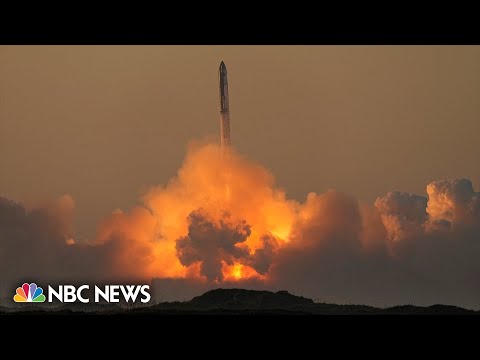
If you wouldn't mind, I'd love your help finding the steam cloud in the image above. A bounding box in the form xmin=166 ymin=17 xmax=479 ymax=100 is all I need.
xmin=1 ymin=143 xmax=479 ymax=308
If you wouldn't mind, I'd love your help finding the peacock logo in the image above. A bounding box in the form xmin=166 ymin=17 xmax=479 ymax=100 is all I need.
xmin=13 ymin=283 xmax=46 ymax=303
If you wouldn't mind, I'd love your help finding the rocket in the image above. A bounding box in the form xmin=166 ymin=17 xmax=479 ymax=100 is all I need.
xmin=219 ymin=61 xmax=231 ymax=152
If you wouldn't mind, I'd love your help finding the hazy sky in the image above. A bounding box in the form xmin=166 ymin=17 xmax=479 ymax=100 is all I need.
xmin=1 ymin=46 xmax=479 ymax=239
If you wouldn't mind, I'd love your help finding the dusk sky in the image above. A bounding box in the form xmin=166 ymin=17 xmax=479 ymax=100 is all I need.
xmin=1 ymin=46 xmax=478 ymax=239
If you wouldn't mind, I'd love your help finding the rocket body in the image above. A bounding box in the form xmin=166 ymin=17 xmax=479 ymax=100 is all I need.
xmin=219 ymin=61 xmax=231 ymax=151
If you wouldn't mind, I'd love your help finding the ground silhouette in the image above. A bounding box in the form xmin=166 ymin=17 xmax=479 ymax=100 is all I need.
xmin=1 ymin=288 xmax=477 ymax=315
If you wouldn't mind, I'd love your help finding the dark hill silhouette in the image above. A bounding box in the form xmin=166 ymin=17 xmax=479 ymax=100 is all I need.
xmin=189 ymin=289 xmax=314 ymax=309
xmin=135 ymin=289 xmax=478 ymax=315
xmin=1 ymin=288 xmax=477 ymax=315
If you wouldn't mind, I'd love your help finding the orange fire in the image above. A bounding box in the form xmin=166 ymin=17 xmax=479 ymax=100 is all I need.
xmin=96 ymin=141 xmax=299 ymax=282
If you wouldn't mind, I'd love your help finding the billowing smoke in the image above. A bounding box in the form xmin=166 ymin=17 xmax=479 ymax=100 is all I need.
xmin=1 ymin=142 xmax=480 ymax=308
xmin=0 ymin=195 xmax=155 ymax=296
xmin=0 ymin=195 xmax=105 ymax=296
xmin=374 ymin=192 xmax=427 ymax=244
xmin=175 ymin=208 xmax=279 ymax=281
xmin=175 ymin=209 xmax=252 ymax=281
xmin=426 ymin=178 xmax=480 ymax=230
xmin=271 ymin=177 xmax=480 ymax=308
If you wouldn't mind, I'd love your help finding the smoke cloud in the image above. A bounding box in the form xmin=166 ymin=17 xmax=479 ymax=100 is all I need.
xmin=0 ymin=195 xmax=103 ymax=295
xmin=175 ymin=209 xmax=252 ymax=281
xmin=426 ymin=178 xmax=480 ymax=230
xmin=374 ymin=192 xmax=427 ymax=244
xmin=1 ymin=142 xmax=480 ymax=308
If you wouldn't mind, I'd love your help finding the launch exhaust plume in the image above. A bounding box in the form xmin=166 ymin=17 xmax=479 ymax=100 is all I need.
xmin=2 ymin=144 xmax=480 ymax=308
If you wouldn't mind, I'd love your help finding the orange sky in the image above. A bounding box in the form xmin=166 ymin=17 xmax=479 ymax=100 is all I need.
xmin=0 ymin=46 xmax=479 ymax=239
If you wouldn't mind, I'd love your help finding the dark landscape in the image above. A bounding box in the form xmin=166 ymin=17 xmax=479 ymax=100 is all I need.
xmin=1 ymin=289 xmax=477 ymax=315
